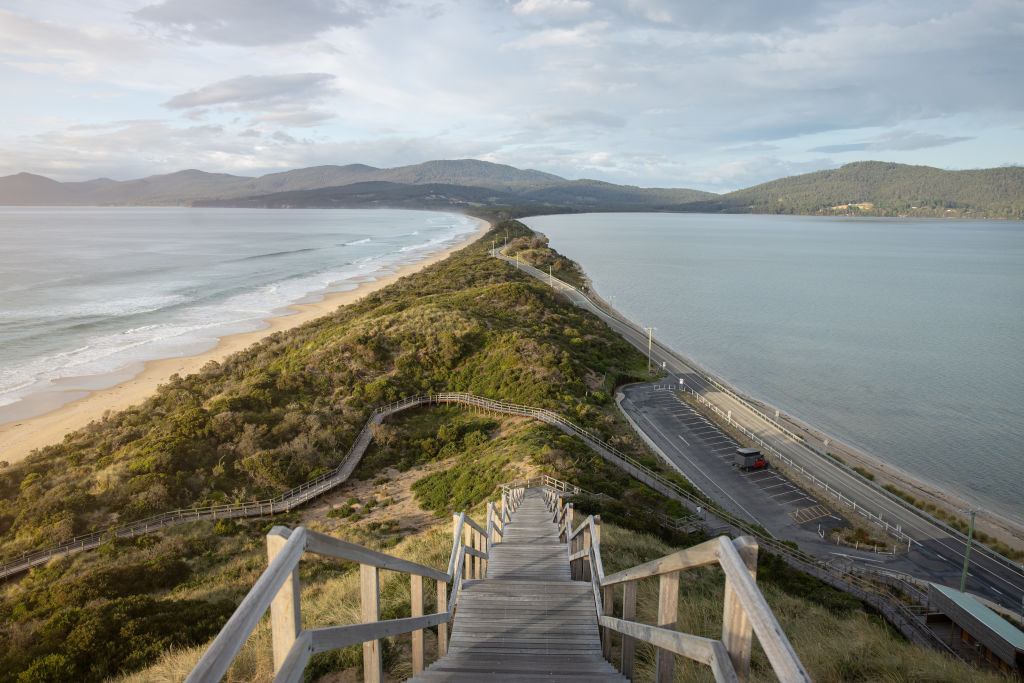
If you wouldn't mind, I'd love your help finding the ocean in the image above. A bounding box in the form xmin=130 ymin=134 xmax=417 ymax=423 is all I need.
xmin=524 ymin=213 xmax=1024 ymax=525
xmin=0 ymin=207 xmax=477 ymax=422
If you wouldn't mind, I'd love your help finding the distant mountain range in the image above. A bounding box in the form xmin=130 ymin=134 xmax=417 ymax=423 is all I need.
xmin=1 ymin=159 xmax=1021 ymax=218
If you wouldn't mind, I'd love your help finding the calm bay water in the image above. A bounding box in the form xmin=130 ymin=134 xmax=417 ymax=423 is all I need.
xmin=525 ymin=213 xmax=1024 ymax=524
xmin=0 ymin=207 xmax=477 ymax=420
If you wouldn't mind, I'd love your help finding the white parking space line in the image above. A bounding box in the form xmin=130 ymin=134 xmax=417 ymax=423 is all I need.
xmin=678 ymin=434 xmax=691 ymax=447
xmin=775 ymin=494 xmax=808 ymax=505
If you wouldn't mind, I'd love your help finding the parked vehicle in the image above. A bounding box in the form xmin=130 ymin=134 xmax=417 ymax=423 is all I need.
xmin=735 ymin=447 xmax=767 ymax=470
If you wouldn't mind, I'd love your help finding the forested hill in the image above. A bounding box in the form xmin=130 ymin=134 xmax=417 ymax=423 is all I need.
xmin=2 ymin=159 xmax=1021 ymax=218
xmin=675 ymin=162 xmax=1024 ymax=218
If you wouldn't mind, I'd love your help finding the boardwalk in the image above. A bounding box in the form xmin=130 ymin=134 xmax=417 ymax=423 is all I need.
xmin=410 ymin=489 xmax=625 ymax=681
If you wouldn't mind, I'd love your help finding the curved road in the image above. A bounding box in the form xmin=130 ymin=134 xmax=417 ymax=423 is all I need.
xmin=496 ymin=249 xmax=1024 ymax=614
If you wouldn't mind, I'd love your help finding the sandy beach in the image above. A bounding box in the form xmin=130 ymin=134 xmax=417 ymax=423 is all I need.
xmin=0 ymin=218 xmax=490 ymax=466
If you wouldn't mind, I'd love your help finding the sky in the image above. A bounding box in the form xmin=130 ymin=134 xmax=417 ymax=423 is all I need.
xmin=1 ymin=0 xmax=1022 ymax=192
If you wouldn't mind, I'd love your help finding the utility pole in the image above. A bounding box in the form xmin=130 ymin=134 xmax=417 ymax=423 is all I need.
xmin=960 ymin=508 xmax=981 ymax=592
xmin=549 ymin=265 xmax=553 ymax=286
xmin=643 ymin=327 xmax=656 ymax=374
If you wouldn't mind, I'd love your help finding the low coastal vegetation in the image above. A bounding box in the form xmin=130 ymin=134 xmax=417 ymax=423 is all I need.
xmin=0 ymin=220 xmax=658 ymax=680
xmin=883 ymin=484 xmax=1024 ymax=562
xmin=0 ymin=221 xmax=1010 ymax=681
xmin=120 ymin=407 xmax=999 ymax=682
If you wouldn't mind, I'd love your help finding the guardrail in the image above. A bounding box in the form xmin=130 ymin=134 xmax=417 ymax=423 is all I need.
xmin=494 ymin=245 xmax=1024 ymax=578
xmin=544 ymin=487 xmax=810 ymax=683
xmin=675 ymin=386 xmax=916 ymax=550
xmin=186 ymin=486 xmax=525 ymax=683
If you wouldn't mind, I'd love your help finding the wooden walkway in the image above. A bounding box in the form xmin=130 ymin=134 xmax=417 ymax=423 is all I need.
xmin=410 ymin=489 xmax=626 ymax=681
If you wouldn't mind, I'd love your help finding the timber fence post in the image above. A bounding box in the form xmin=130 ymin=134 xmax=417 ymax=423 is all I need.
xmin=437 ymin=579 xmax=448 ymax=657
xmin=411 ymin=574 xmax=424 ymax=675
xmin=622 ymin=581 xmax=637 ymax=678
xmin=267 ymin=528 xmax=301 ymax=675
xmin=723 ymin=537 xmax=758 ymax=682
xmin=360 ymin=564 xmax=382 ymax=683
xmin=656 ymin=571 xmax=680 ymax=683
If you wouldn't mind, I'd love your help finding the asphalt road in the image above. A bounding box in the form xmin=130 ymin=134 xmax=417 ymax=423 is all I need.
xmin=497 ymin=249 xmax=1024 ymax=613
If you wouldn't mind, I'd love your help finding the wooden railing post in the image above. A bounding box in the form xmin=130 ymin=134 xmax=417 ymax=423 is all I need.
xmin=621 ymin=581 xmax=637 ymax=678
xmin=602 ymin=584 xmax=614 ymax=659
xmin=437 ymin=579 xmax=449 ymax=657
xmin=267 ymin=528 xmax=301 ymax=674
xmin=656 ymin=571 xmax=680 ymax=683
xmin=582 ymin=521 xmax=592 ymax=582
xmin=360 ymin=564 xmax=382 ymax=683
xmin=464 ymin=522 xmax=474 ymax=580
xmin=411 ymin=574 xmax=424 ymax=675
xmin=723 ymin=537 xmax=758 ymax=682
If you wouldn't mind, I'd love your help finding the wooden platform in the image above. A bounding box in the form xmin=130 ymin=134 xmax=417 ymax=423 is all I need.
xmin=410 ymin=489 xmax=626 ymax=681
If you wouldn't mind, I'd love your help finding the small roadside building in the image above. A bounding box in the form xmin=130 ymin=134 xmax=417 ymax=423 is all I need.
xmin=926 ymin=582 xmax=1024 ymax=676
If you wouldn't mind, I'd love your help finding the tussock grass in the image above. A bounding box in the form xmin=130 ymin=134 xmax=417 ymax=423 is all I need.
xmin=598 ymin=524 xmax=1009 ymax=683
xmin=115 ymin=522 xmax=456 ymax=683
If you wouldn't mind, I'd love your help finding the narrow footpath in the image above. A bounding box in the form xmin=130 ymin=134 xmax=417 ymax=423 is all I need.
xmin=411 ymin=489 xmax=625 ymax=682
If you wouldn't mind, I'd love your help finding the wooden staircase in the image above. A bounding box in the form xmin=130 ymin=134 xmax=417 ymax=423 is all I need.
xmin=187 ymin=476 xmax=808 ymax=682
xmin=410 ymin=488 xmax=626 ymax=681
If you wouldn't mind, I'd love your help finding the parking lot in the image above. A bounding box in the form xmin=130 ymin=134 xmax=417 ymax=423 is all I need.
xmin=636 ymin=385 xmax=847 ymax=534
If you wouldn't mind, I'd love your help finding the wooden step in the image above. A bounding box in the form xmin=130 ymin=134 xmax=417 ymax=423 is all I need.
xmin=408 ymin=488 xmax=625 ymax=682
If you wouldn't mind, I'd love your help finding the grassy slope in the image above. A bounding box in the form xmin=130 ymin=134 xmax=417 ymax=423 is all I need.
xmin=120 ymin=405 xmax=1001 ymax=682
xmin=0 ymin=220 xmax=657 ymax=681
xmin=0 ymin=220 xmax=1003 ymax=682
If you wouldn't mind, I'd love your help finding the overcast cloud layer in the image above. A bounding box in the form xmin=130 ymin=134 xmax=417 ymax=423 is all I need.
xmin=0 ymin=0 xmax=1021 ymax=191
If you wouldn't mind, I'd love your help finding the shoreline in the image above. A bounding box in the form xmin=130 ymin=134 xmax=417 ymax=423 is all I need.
xmin=0 ymin=218 xmax=491 ymax=466
xmin=578 ymin=276 xmax=1024 ymax=553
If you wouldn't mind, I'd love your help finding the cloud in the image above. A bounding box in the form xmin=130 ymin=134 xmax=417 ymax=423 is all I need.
xmin=532 ymin=109 xmax=626 ymax=129
xmin=164 ymin=73 xmax=337 ymax=110
xmin=512 ymin=0 xmax=592 ymax=17
xmin=809 ymin=130 xmax=973 ymax=153
xmin=603 ymin=0 xmax=826 ymax=31
xmin=134 ymin=0 xmax=386 ymax=46
xmin=502 ymin=22 xmax=607 ymax=50
xmin=0 ymin=9 xmax=154 ymax=75
xmin=685 ymin=157 xmax=838 ymax=192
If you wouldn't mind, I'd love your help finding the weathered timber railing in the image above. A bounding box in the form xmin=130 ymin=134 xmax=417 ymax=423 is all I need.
xmin=543 ymin=486 xmax=810 ymax=683
xmin=0 ymin=392 xmax=617 ymax=579
xmin=186 ymin=485 xmax=525 ymax=683
xmin=0 ymin=394 xmax=958 ymax=658
xmin=1 ymin=390 xmax=701 ymax=580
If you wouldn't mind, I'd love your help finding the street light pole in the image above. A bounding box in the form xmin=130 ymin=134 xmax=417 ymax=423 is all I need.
xmin=643 ymin=327 xmax=656 ymax=374
xmin=959 ymin=508 xmax=981 ymax=592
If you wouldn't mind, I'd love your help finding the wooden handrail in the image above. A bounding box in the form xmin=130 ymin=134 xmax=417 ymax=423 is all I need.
xmin=187 ymin=485 xmax=526 ymax=682
xmin=542 ymin=487 xmax=810 ymax=683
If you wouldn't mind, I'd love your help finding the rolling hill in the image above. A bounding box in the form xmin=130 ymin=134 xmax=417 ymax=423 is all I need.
xmin=0 ymin=160 xmax=1020 ymax=218
xmin=677 ymin=161 xmax=1024 ymax=218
